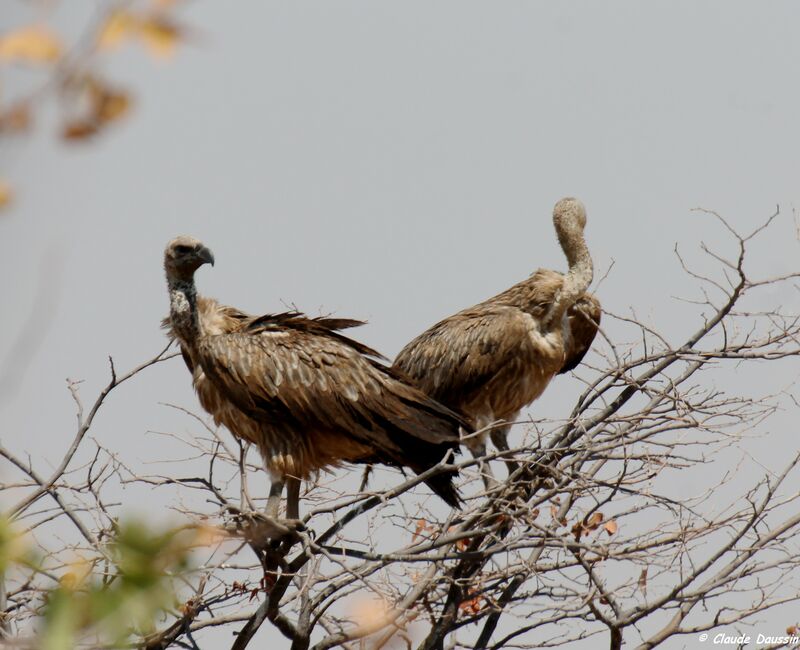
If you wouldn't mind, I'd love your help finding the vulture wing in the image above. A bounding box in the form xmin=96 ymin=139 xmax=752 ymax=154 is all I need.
xmin=194 ymin=314 xmax=465 ymax=506
xmin=246 ymin=312 xmax=386 ymax=360
xmin=466 ymin=270 xmax=601 ymax=377
xmin=559 ymin=294 xmax=601 ymax=374
xmin=164 ymin=300 xmax=375 ymax=378
xmin=164 ymin=300 xmax=385 ymax=449
xmin=394 ymin=306 xmax=540 ymax=411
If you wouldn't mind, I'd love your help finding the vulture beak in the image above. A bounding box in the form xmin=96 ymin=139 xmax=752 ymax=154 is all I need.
xmin=198 ymin=245 xmax=215 ymax=266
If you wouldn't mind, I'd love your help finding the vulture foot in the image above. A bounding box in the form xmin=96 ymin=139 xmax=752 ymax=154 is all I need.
xmin=227 ymin=511 xmax=306 ymax=549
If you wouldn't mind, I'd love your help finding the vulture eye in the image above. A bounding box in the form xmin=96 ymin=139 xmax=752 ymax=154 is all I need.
xmin=174 ymin=245 xmax=193 ymax=254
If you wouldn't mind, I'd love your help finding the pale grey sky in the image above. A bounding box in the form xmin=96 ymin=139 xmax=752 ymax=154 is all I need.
xmin=1 ymin=2 xmax=799 ymax=647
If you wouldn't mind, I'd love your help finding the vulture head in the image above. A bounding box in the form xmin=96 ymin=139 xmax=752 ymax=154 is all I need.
xmin=552 ymin=198 xmax=587 ymax=247
xmin=552 ymin=197 xmax=590 ymax=270
xmin=544 ymin=197 xmax=593 ymax=329
xmin=164 ymin=236 xmax=215 ymax=282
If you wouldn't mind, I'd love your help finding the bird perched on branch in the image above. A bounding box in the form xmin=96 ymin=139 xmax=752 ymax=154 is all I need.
xmin=163 ymin=237 xmax=468 ymax=521
xmin=393 ymin=197 xmax=600 ymax=483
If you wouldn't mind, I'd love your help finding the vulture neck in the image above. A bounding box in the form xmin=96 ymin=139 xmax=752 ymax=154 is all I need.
xmin=544 ymin=230 xmax=593 ymax=331
xmin=167 ymin=276 xmax=201 ymax=344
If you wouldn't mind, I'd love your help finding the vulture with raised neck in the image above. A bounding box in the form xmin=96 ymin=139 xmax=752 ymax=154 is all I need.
xmin=163 ymin=237 xmax=467 ymax=520
xmin=393 ymin=197 xmax=600 ymax=482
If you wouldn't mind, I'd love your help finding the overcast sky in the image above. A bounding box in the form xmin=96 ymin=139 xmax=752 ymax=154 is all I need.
xmin=1 ymin=2 xmax=799 ymax=647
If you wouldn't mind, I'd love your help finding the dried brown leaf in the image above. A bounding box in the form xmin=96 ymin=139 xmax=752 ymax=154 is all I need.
xmin=180 ymin=598 xmax=199 ymax=617
xmin=96 ymin=89 xmax=131 ymax=123
xmin=412 ymin=519 xmax=428 ymax=543
xmin=458 ymin=589 xmax=484 ymax=616
xmin=0 ymin=104 xmax=32 ymax=133
xmin=585 ymin=512 xmax=604 ymax=530
xmin=62 ymin=120 xmax=99 ymax=141
xmin=0 ymin=179 xmax=12 ymax=209
xmin=448 ymin=526 xmax=471 ymax=552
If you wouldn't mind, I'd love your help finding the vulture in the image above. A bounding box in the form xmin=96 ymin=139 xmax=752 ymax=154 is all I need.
xmin=393 ymin=197 xmax=600 ymax=481
xmin=163 ymin=236 xmax=469 ymax=521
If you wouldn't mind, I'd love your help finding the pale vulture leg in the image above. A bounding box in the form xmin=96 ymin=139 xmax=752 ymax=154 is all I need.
xmin=469 ymin=442 xmax=496 ymax=491
xmin=471 ymin=415 xmax=499 ymax=491
xmin=263 ymin=461 xmax=301 ymax=535
xmin=265 ymin=477 xmax=284 ymax=519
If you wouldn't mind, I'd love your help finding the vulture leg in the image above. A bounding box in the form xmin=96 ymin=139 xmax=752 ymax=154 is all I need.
xmin=265 ymin=477 xmax=285 ymax=519
xmin=490 ymin=424 xmax=520 ymax=478
xmin=470 ymin=442 xmax=497 ymax=491
xmin=471 ymin=415 xmax=499 ymax=491
xmin=262 ymin=475 xmax=302 ymax=542
xmin=285 ymin=475 xmax=301 ymax=521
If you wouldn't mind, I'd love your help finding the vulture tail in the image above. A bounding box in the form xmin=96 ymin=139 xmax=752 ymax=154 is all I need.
xmin=424 ymin=467 xmax=461 ymax=508
xmin=370 ymin=399 xmax=466 ymax=508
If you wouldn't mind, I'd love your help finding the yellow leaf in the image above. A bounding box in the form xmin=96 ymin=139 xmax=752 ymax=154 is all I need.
xmin=0 ymin=25 xmax=62 ymax=64
xmin=604 ymin=520 xmax=618 ymax=536
xmin=0 ymin=180 xmax=12 ymax=209
xmin=60 ymin=557 xmax=92 ymax=591
xmin=139 ymin=17 xmax=180 ymax=59
xmin=97 ymin=11 xmax=140 ymax=51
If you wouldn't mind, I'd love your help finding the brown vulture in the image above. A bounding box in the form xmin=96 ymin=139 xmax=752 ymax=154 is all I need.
xmin=393 ymin=197 xmax=600 ymax=482
xmin=163 ymin=236 xmax=468 ymax=520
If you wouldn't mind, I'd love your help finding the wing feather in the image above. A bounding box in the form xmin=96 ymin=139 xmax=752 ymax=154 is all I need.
xmin=394 ymin=306 xmax=535 ymax=408
xmin=395 ymin=276 xmax=601 ymax=417
xmin=195 ymin=326 xmax=465 ymax=498
xmin=559 ymin=294 xmax=601 ymax=374
xmin=165 ymin=298 xmax=464 ymax=506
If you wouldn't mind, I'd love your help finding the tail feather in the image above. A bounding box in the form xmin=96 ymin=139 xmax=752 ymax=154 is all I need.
xmin=425 ymin=468 xmax=461 ymax=508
